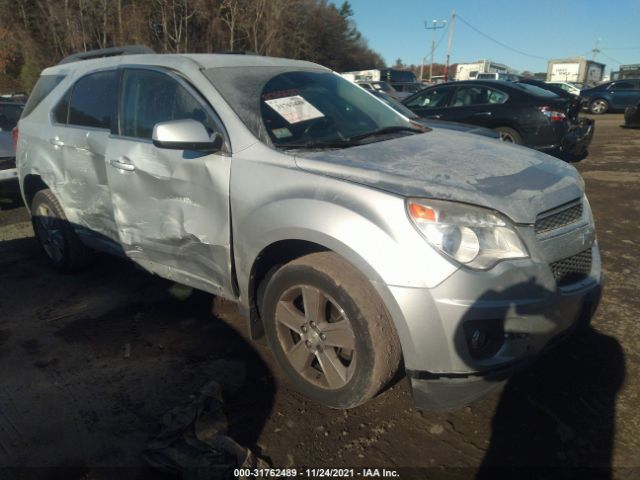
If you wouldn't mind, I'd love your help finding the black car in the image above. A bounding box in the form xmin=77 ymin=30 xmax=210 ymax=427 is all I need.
xmin=401 ymin=80 xmax=594 ymax=156
xmin=579 ymin=79 xmax=640 ymax=114
xmin=368 ymin=90 xmax=500 ymax=140
xmin=390 ymin=82 xmax=428 ymax=94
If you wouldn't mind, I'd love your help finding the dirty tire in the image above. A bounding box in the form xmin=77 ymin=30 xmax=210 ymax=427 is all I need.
xmin=262 ymin=252 xmax=402 ymax=409
xmin=494 ymin=126 xmax=522 ymax=144
xmin=31 ymin=189 xmax=92 ymax=272
xmin=589 ymin=98 xmax=609 ymax=115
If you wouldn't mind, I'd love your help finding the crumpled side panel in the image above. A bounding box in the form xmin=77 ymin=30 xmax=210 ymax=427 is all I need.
xmin=106 ymin=139 xmax=233 ymax=296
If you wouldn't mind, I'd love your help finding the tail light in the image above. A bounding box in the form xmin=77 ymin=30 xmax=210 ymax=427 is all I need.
xmin=540 ymin=106 xmax=567 ymax=122
xmin=11 ymin=126 xmax=18 ymax=153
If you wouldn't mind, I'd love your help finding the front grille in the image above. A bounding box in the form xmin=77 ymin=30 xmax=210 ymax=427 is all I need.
xmin=550 ymin=249 xmax=592 ymax=286
xmin=535 ymin=201 xmax=583 ymax=235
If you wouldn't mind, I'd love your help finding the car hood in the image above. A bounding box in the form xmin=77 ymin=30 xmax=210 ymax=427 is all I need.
xmin=416 ymin=118 xmax=499 ymax=139
xmin=294 ymin=129 xmax=583 ymax=224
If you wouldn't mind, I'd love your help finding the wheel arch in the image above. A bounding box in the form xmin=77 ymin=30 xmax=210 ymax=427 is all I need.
xmin=21 ymin=173 xmax=50 ymax=211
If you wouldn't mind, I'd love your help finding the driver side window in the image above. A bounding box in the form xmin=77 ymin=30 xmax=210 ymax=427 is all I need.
xmin=120 ymin=69 xmax=217 ymax=139
xmin=405 ymin=86 xmax=452 ymax=109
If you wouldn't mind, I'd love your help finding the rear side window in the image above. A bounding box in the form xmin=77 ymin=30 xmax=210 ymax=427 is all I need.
xmin=610 ymin=81 xmax=635 ymax=91
xmin=21 ymin=74 xmax=65 ymax=118
xmin=451 ymin=86 xmax=508 ymax=107
xmin=119 ymin=69 xmax=216 ymax=139
xmin=68 ymin=70 xmax=117 ymax=129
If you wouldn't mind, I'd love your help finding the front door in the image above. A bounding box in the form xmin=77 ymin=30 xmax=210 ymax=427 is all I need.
xmin=105 ymin=67 xmax=233 ymax=296
xmin=404 ymin=85 xmax=454 ymax=119
xmin=609 ymin=80 xmax=640 ymax=108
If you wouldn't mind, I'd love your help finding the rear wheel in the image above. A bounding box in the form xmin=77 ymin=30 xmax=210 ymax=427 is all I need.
xmin=261 ymin=252 xmax=401 ymax=409
xmin=589 ymin=98 xmax=609 ymax=114
xmin=31 ymin=189 xmax=92 ymax=272
xmin=494 ymin=126 xmax=522 ymax=144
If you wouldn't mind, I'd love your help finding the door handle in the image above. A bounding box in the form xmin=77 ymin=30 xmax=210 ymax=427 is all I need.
xmin=427 ymin=114 xmax=442 ymax=119
xmin=473 ymin=111 xmax=492 ymax=116
xmin=49 ymin=137 xmax=64 ymax=147
xmin=109 ymin=158 xmax=136 ymax=172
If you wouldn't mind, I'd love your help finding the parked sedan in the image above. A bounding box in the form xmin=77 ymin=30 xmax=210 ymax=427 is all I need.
xmin=580 ymin=79 xmax=640 ymax=114
xmin=390 ymin=82 xmax=428 ymax=94
xmin=368 ymin=90 xmax=500 ymax=140
xmin=0 ymin=101 xmax=24 ymax=183
xmin=402 ymin=80 xmax=594 ymax=156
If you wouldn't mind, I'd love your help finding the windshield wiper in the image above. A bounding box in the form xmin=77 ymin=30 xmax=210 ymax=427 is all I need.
xmin=278 ymin=138 xmax=360 ymax=150
xmin=348 ymin=125 xmax=424 ymax=142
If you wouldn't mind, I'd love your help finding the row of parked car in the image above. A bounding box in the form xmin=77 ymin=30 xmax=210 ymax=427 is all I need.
xmin=354 ymin=75 xmax=640 ymax=158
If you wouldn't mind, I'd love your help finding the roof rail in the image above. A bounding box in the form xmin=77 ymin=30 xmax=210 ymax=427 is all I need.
xmin=58 ymin=45 xmax=155 ymax=65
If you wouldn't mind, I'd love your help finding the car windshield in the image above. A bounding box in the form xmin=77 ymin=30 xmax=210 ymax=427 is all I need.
xmin=204 ymin=67 xmax=414 ymax=148
xmin=512 ymin=82 xmax=559 ymax=98
xmin=0 ymin=103 xmax=24 ymax=131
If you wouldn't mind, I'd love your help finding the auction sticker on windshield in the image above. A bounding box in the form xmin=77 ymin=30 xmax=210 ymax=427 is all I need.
xmin=264 ymin=95 xmax=324 ymax=124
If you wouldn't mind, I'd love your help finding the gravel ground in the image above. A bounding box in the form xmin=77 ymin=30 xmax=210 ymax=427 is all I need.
xmin=0 ymin=114 xmax=638 ymax=479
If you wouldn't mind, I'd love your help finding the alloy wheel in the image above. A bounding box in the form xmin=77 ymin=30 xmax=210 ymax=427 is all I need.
xmin=591 ymin=100 xmax=607 ymax=114
xmin=275 ymin=285 xmax=357 ymax=390
xmin=498 ymin=131 xmax=515 ymax=142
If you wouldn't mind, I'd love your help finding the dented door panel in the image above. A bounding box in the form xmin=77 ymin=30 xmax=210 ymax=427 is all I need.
xmin=105 ymin=137 xmax=233 ymax=296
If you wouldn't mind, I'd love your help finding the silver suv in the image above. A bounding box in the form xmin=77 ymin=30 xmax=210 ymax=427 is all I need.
xmin=16 ymin=47 xmax=602 ymax=410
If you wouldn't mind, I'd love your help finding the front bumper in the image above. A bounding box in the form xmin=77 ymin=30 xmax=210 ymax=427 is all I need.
xmin=408 ymin=279 xmax=603 ymax=410
xmin=379 ymin=232 xmax=602 ymax=411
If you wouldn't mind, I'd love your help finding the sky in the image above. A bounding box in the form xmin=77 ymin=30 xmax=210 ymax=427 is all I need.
xmin=344 ymin=0 xmax=640 ymax=74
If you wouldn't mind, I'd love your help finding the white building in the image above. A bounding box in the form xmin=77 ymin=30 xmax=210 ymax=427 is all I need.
xmin=547 ymin=58 xmax=605 ymax=86
xmin=455 ymin=60 xmax=517 ymax=81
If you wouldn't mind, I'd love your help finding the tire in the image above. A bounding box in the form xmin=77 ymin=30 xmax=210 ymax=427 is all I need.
xmin=589 ymin=98 xmax=609 ymax=115
xmin=31 ymin=189 xmax=92 ymax=272
xmin=261 ymin=252 xmax=402 ymax=409
xmin=494 ymin=126 xmax=522 ymax=144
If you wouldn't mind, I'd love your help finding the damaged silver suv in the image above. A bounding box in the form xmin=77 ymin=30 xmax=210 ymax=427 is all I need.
xmin=16 ymin=47 xmax=602 ymax=410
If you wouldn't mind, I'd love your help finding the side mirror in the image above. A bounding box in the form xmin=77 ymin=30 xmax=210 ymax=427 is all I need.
xmin=152 ymin=119 xmax=223 ymax=153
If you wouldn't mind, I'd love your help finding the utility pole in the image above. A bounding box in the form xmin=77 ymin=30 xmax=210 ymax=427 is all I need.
xmin=424 ymin=19 xmax=446 ymax=82
xmin=444 ymin=9 xmax=456 ymax=81
xmin=592 ymin=38 xmax=601 ymax=61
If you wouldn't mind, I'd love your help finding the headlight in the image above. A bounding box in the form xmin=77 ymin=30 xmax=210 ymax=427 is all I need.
xmin=407 ymin=198 xmax=529 ymax=270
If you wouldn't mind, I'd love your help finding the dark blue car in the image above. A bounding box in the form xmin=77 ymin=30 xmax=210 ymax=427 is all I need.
xmin=580 ymin=79 xmax=640 ymax=114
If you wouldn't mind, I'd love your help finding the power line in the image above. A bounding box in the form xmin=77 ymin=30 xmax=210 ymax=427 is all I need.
xmin=599 ymin=51 xmax=624 ymax=65
xmin=455 ymin=14 xmax=548 ymax=60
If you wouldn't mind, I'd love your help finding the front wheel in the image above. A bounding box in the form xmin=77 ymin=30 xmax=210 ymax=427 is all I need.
xmin=31 ymin=189 xmax=92 ymax=272
xmin=589 ymin=99 xmax=609 ymax=114
xmin=261 ymin=252 xmax=402 ymax=409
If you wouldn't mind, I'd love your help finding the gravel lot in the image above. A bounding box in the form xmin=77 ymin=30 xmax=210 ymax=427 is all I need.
xmin=0 ymin=114 xmax=638 ymax=479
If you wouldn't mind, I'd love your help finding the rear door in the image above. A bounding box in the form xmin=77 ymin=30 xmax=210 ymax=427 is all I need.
xmin=51 ymin=70 xmax=119 ymax=243
xmin=608 ymin=80 xmax=639 ymax=108
xmin=105 ymin=66 xmax=233 ymax=296
xmin=403 ymin=85 xmax=454 ymax=119
xmin=442 ymin=84 xmax=510 ymax=127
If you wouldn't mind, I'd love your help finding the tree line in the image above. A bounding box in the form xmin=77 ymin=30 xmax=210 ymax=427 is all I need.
xmin=0 ymin=0 xmax=386 ymax=91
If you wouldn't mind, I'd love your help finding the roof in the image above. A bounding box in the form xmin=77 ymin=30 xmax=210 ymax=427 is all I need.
xmin=43 ymin=53 xmax=326 ymax=76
